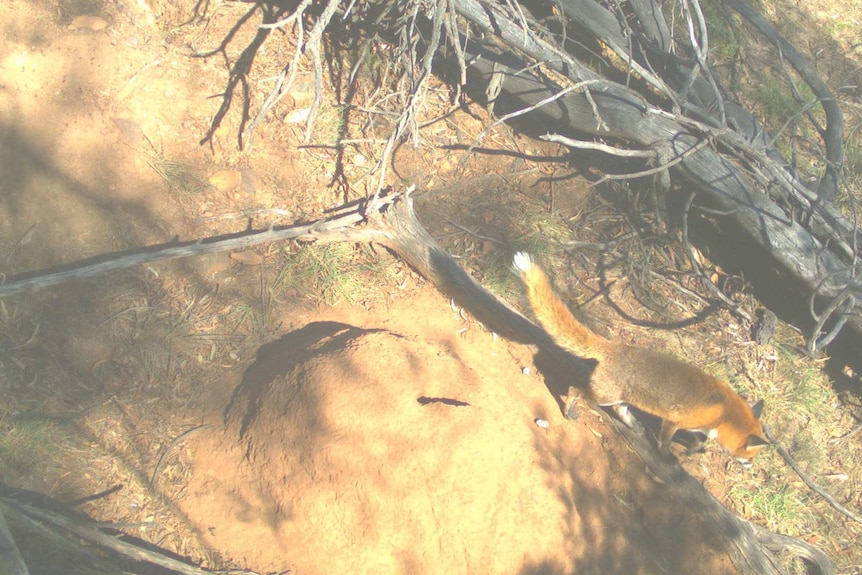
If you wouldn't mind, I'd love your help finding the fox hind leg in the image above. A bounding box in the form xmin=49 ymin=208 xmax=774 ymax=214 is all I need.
xmin=658 ymin=420 xmax=680 ymax=458
xmin=683 ymin=431 xmax=709 ymax=455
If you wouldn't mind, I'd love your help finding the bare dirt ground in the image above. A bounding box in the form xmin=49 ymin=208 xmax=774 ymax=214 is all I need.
xmin=1 ymin=1 xmax=861 ymax=574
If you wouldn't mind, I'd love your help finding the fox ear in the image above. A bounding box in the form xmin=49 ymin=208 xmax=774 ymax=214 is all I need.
xmin=747 ymin=434 xmax=770 ymax=447
xmin=750 ymin=399 xmax=764 ymax=419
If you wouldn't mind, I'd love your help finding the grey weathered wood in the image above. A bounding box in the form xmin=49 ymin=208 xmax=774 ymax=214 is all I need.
xmin=1 ymin=498 xmax=214 ymax=575
xmin=0 ymin=199 xmax=390 ymax=298
xmin=723 ymin=0 xmax=843 ymax=202
xmin=0 ymin=189 xmax=837 ymax=575
xmin=451 ymin=0 xmax=862 ymax=352
xmin=367 ymin=189 xmax=835 ymax=575
xmin=0 ymin=507 xmax=30 ymax=575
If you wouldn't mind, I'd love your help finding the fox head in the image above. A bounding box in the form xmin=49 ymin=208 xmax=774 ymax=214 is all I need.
xmin=729 ymin=400 xmax=769 ymax=468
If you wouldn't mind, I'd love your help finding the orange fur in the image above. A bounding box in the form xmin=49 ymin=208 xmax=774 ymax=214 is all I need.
xmin=513 ymin=252 xmax=768 ymax=466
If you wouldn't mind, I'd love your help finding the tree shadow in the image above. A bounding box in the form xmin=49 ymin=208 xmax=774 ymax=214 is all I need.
xmin=511 ymin=412 xmax=743 ymax=574
xmin=196 ymin=1 xmax=294 ymax=150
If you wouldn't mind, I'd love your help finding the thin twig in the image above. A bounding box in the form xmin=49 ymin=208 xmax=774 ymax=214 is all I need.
xmin=541 ymin=134 xmax=657 ymax=158
xmin=589 ymin=138 xmax=711 ymax=185
xmin=763 ymin=424 xmax=862 ymax=525
xmin=750 ymin=521 xmax=836 ymax=575
xmin=4 ymin=222 xmax=37 ymax=267
xmin=243 ymin=0 xmax=341 ymax=149
xmin=681 ymin=191 xmax=752 ymax=321
xmin=0 ymin=195 xmax=398 ymax=297
xmin=807 ymin=267 xmax=862 ymax=353
xmin=681 ymin=0 xmax=726 ymax=125
xmin=807 ymin=287 xmax=856 ymax=355
xmin=440 ymin=218 xmax=504 ymax=245
xmin=648 ymin=269 xmax=713 ymax=309
xmin=562 ymin=232 xmax=638 ymax=252
xmin=150 ymin=425 xmax=212 ymax=487
xmin=722 ymin=0 xmax=843 ymax=201
xmin=364 ymin=0 xmax=451 ymax=199
xmin=62 ymin=484 xmax=124 ymax=508
xmin=467 ymin=80 xmax=607 ymax=160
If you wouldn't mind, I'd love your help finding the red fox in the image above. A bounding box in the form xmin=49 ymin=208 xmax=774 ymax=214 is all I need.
xmin=512 ymin=252 xmax=768 ymax=466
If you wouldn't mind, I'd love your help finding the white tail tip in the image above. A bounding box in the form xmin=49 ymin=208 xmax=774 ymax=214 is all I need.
xmin=512 ymin=251 xmax=534 ymax=273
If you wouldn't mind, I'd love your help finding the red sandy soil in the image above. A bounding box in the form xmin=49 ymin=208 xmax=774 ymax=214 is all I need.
xmin=3 ymin=1 xmax=858 ymax=574
xmin=179 ymin=293 xmax=738 ymax=575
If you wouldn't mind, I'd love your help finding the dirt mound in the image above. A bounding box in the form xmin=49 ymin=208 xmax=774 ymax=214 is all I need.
xmin=180 ymin=320 xmax=737 ymax=575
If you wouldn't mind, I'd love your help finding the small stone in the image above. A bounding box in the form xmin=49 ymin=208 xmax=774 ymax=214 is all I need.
xmin=209 ymin=170 xmax=243 ymax=192
xmin=284 ymin=108 xmax=311 ymax=124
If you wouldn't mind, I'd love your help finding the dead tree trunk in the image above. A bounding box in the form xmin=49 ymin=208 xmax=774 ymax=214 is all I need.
xmin=366 ymin=189 xmax=836 ymax=575
xmin=441 ymin=0 xmax=860 ymax=360
xmin=0 ymin=185 xmax=839 ymax=575
xmin=0 ymin=507 xmax=30 ymax=575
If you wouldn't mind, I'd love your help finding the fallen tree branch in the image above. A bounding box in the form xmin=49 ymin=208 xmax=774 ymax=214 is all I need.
xmin=609 ymin=415 xmax=836 ymax=575
xmin=540 ymin=133 xmax=657 ymax=158
xmin=750 ymin=523 xmax=837 ymax=575
xmin=0 ymin=497 xmax=224 ymax=575
xmin=200 ymin=0 xmax=859 ymax=355
xmin=722 ymin=0 xmax=844 ymax=202
xmin=0 ymin=188 xmax=839 ymax=575
xmin=1 ymin=504 xmax=115 ymax=574
xmin=367 ymin=188 xmax=835 ymax=575
xmin=547 ymin=0 xmax=859 ymax=272
xmin=446 ymin=0 xmax=862 ymax=352
xmin=0 ymin=198 xmax=394 ymax=298
xmin=0 ymin=506 xmax=30 ymax=575
xmin=681 ymin=190 xmax=752 ymax=321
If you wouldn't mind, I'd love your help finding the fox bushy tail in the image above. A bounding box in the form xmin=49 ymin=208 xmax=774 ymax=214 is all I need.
xmin=512 ymin=252 xmax=609 ymax=359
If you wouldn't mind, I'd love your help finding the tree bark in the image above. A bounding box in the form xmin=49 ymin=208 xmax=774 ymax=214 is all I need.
xmin=0 ymin=187 xmax=839 ymax=575
xmin=366 ymin=189 xmax=836 ymax=575
xmin=0 ymin=507 xmax=30 ymax=575
xmin=447 ymin=0 xmax=861 ymax=357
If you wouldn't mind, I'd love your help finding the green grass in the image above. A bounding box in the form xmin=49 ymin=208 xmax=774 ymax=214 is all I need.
xmin=148 ymin=155 xmax=209 ymax=196
xmin=729 ymin=480 xmax=814 ymax=534
xmin=748 ymin=74 xmax=821 ymax=170
xmin=759 ymin=346 xmax=834 ymax=424
xmin=458 ymin=200 xmax=578 ymax=302
xmin=274 ymin=243 xmax=397 ymax=306
xmin=844 ymin=138 xmax=862 ymax=176
xmin=517 ymin=207 xmax=576 ymax=255
xmin=0 ymin=300 xmax=42 ymax=390
xmin=477 ymin=250 xmax=522 ymax=302
xmin=766 ymin=358 xmax=834 ymax=471
xmin=0 ymin=415 xmax=64 ymax=476
xmin=722 ymin=331 xmax=841 ymax=540
xmin=699 ymin=0 xmax=742 ymax=65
